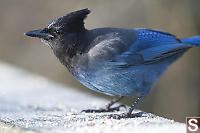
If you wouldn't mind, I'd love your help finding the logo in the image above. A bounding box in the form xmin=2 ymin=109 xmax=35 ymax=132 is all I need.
xmin=186 ymin=117 xmax=200 ymax=133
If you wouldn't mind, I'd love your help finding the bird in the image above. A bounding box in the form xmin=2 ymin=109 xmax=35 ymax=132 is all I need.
xmin=25 ymin=8 xmax=200 ymax=119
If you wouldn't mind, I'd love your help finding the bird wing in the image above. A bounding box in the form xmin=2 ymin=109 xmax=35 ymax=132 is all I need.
xmin=88 ymin=29 xmax=189 ymax=68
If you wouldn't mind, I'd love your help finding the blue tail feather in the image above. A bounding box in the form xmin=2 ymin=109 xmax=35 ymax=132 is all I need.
xmin=181 ymin=36 xmax=200 ymax=46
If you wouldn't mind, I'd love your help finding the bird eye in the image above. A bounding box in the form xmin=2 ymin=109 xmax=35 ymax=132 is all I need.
xmin=44 ymin=27 xmax=60 ymax=35
xmin=50 ymin=27 xmax=56 ymax=33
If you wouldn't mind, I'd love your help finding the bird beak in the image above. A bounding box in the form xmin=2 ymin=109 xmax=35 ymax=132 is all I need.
xmin=24 ymin=29 xmax=54 ymax=39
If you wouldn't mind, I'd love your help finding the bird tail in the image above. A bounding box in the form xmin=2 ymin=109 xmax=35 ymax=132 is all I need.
xmin=181 ymin=36 xmax=200 ymax=46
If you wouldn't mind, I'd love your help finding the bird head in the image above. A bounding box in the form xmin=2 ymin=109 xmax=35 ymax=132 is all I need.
xmin=25 ymin=8 xmax=90 ymax=49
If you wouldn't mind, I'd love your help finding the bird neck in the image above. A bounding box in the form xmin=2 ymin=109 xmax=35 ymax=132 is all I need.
xmin=52 ymin=30 xmax=91 ymax=69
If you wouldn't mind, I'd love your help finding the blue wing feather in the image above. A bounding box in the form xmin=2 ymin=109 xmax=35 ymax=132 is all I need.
xmin=110 ymin=29 xmax=190 ymax=68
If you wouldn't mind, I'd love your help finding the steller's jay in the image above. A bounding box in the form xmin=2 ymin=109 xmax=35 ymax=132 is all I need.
xmin=25 ymin=9 xmax=200 ymax=119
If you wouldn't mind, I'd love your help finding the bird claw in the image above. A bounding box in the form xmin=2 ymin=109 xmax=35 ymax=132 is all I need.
xmin=108 ymin=112 xmax=144 ymax=119
xmin=81 ymin=104 xmax=126 ymax=113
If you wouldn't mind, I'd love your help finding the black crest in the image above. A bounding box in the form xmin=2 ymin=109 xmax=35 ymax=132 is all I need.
xmin=47 ymin=8 xmax=91 ymax=32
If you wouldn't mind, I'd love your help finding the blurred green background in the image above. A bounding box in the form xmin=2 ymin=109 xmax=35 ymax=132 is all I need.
xmin=0 ymin=0 xmax=200 ymax=122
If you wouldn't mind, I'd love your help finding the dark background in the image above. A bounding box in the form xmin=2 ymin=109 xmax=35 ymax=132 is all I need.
xmin=0 ymin=0 xmax=200 ymax=122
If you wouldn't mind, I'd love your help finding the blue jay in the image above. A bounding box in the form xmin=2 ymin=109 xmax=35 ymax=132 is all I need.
xmin=25 ymin=9 xmax=200 ymax=119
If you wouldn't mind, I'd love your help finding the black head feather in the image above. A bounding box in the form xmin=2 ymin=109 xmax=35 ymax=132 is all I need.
xmin=47 ymin=8 xmax=91 ymax=33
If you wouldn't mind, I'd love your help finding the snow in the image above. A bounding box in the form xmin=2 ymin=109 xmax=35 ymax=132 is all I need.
xmin=0 ymin=62 xmax=185 ymax=133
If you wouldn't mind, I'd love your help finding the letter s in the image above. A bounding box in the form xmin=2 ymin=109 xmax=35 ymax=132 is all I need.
xmin=188 ymin=119 xmax=198 ymax=132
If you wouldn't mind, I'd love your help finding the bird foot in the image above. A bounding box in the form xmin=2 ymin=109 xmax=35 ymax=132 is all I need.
xmin=108 ymin=112 xmax=145 ymax=119
xmin=82 ymin=105 xmax=126 ymax=113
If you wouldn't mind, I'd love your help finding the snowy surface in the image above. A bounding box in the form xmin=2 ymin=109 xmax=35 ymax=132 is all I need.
xmin=0 ymin=62 xmax=185 ymax=133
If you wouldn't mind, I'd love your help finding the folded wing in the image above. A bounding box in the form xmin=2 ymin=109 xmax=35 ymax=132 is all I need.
xmin=88 ymin=29 xmax=190 ymax=68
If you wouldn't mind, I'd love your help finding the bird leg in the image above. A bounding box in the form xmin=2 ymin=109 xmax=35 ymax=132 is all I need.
xmin=109 ymin=95 xmax=145 ymax=119
xmin=82 ymin=96 xmax=125 ymax=113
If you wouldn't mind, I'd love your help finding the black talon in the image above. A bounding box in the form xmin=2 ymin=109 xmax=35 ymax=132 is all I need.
xmin=82 ymin=104 xmax=126 ymax=113
xmin=108 ymin=112 xmax=145 ymax=119
xmin=107 ymin=95 xmax=146 ymax=119
xmin=82 ymin=96 xmax=125 ymax=113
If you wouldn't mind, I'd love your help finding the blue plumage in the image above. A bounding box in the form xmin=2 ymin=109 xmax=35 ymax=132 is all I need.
xmin=74 ymin=28 xmax=192 ymax=96
xmin=181 ymin=36 xmax=200 ymax=46
xmin=25 ymin=9 xmax=200 ymax=117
